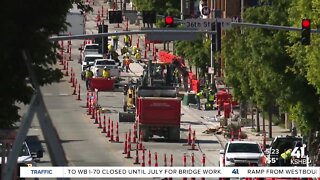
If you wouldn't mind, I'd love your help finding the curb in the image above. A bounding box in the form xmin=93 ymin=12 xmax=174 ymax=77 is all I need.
xmin=181 ymin=105 xmax=226 ymax=149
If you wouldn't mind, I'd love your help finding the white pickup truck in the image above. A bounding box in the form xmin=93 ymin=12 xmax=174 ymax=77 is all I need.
xmin=79 ymin=44 xmax=100 ymax=63
xmin=92 ymin=59 xmax=121 ymax=77
xmin=81 ymin=54 xmax=104 ymax=80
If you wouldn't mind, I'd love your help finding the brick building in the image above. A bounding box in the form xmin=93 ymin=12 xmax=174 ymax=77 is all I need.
xmin=205 ymin=0 xmax=259 ymax=19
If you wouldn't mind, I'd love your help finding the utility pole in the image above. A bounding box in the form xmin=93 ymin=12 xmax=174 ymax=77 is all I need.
xmin=215 ymin=10 xmax=222 ymax=76
xmin=241 ymin=0 xmax=244 ymax=21
xmin=210 ymin=0 xmax=215 ymax=86
xmin=210 ymin=23 xmax=215 ymax=86
xmin=181 ymin=0 xmax=185 ymax=20
xmin=210 ymin=10 xmax=222 ymax=86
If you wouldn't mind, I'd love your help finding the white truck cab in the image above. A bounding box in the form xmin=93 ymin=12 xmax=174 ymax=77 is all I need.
xmin=79 ymin=44 xmax=100 ymax=63
xmin=92 ymin=59 xmax=120 ymax=77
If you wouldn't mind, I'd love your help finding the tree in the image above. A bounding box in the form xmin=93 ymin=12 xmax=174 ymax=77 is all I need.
xmin=174 ymin=38 xmax=211 ymax=78
xmin=132 ymin=0 xmax=180 ymax=16
xmin=286 ymin=0 xmax=320 ymax=134
xmin=222 ymin=0 xmax=319 ymax=138
xmin=0 ymin=0 xmax=91 ymax=128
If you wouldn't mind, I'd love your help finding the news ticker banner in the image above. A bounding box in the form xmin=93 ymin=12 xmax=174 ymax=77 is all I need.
xmin=21 ymin=167 xmax=320 ymax=178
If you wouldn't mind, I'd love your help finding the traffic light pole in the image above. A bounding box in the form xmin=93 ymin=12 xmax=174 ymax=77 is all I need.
xmin=210 ymin=10 xmax=222 ymax=87
xmin=102 ymin=21 xmax=105 ymax=54
xmin=49 ymin=29 xmax=217 ymax=41
xmin=210 ymin=23 xmax=215 ymax=86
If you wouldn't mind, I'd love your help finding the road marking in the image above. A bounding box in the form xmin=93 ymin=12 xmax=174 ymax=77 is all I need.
xmin=59 ymin=93 xmax=69 ymax=96
xmin=43 ymin=93 xmax=53 ymax=96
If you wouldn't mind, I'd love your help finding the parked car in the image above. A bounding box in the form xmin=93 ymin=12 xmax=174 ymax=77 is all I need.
xmin=219 ymin=140 xmax=266 ymax=167
xmin=0 ymin=141 xmax=43 ymax=179
xmin=92 ymin=59 xmax=120 ymax=77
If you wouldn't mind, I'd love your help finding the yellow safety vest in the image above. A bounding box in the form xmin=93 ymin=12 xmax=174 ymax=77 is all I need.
xmin=281 ymin=149 xmax=292 ymax=160
xmin=85 ymin=70 xmax=93 ymax=79
xmin=112 ymin=35 xmax=118 ymax=40
xmin=135 ymin=53 xmax=141 ymax=60
xmin=208 ymin=94 xmax=215 ymax=101
xmin=197 ymin=91 xmax=204 ymax=98
xmin=108 ymin=44 xmax=113 ymax=51
xmin=102 ymin=70 xmax=110 ymax=78
xmin=124 ymin=36 xmax=129 ymax=43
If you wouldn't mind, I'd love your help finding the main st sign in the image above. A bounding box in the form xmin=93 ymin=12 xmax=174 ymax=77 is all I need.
xmin=182 ymin=18 xmax=232 ymax=30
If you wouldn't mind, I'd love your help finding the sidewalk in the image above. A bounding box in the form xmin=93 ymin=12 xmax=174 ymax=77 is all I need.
xmin=182 ymin=101 xmax=292 ymax=148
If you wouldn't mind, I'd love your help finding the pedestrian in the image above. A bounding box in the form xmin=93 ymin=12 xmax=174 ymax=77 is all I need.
xmin=196 ymin=90 xmax=205 ymax=110
xmin=112 ymin=31 xmax=119 ymax=50
xmin=85 ymin=68 xmax=94 ymax=90
xmin=279 ymin=148 xmax=292 ymax=166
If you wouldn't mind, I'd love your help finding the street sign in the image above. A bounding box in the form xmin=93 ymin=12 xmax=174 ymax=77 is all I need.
xmin=217 ymin=18 xmax=232 ymax=30
xmin=182 ymin=19 xmax=214 ymax=30
xmin=201 ymin=6 xmax=210 ymax=16
xmin=182 ymin=18 xmax=232 ymax=30
xmin=143 ymin=28 xmax=201 ymax=41
xmin=208 ymin=67 xmax=214 ymax=74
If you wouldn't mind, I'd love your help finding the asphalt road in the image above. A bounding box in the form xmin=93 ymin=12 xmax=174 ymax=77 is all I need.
xmin=20 ymin=1 xmax=225 ymax=180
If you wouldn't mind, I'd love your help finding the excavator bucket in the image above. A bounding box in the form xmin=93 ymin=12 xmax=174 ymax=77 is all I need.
xmin=119 ymin=112 xmax=135 ymax=122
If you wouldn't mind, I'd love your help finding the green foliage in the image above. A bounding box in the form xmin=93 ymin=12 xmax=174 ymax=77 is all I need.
xmin=285 ymin=0 xmax=320 ymax=133
xmin=132 ymin=0 xmax=180 ymax=19
xmin=0 ymin=0 xmax=91 ymax=128
xmin=174 ymin=37 xmax=211 ymax=77
xmin=222 ymin=0 xmax=320 ymax=134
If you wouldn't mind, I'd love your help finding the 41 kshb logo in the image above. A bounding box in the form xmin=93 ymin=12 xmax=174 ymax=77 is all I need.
xmin=290 ymin=144 xmax=311 ymax=165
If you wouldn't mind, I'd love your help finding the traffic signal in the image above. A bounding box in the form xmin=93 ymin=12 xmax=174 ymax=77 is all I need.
xmin=301 ymin=19 xmax=311 ymax=45
xmin=165 ymin=16 xmax=174 ymax=27
xmin=142 ymin=11 xmax=156 ymax=24
xmin=109 ymin=11 xmax=123 ymax=24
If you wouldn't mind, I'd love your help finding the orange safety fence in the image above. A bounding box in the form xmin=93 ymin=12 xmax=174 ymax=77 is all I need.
xmin=158 ymin=51 xmax=185 ymax=68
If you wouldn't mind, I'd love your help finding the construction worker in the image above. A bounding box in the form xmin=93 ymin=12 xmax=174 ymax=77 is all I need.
xmin=125 ymin=57 xmax=131 ymax=72
xmin=173 ymin=69 xmax=179 ymax=84
xmin=85 ymin=68 xmax=94 ymax=90
xmin=124 ymin=35 xmax=130 ymax=47
xmin=280 ymin=148 xmax=292 ymax=166
xmin=207 ymin=90 xmax=215 ymax=110
xmin=108 ymin=44 xmax=113 ymax=52
xmin=135 ymin=50 xmax=141 ymax=63
xmin=132 ymin=46 xmax=137 ymax=55
xmin=102 ymin=66 xmax=110 ymax=79
xmin=112 ymin=31 xmax=119 ymax=50
xmin=196 ymin=90 xmax=205 ymax=110
xmin=121 ymin=46 xmax=128 ymax=55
